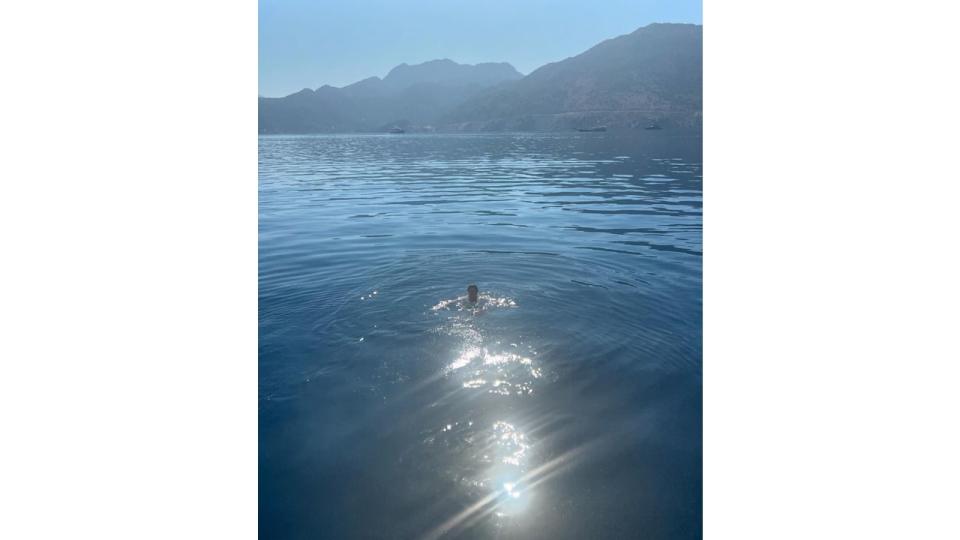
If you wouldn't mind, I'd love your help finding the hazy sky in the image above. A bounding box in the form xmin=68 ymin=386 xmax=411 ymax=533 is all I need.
xmin=259 ymin=0 xmax=702 ymax=97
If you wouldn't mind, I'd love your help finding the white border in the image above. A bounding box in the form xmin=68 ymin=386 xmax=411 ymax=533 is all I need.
xmin=1 ymin=1 xmax=257 ymax=538
xmin=706 ymin=1 xmax=960 ymax=538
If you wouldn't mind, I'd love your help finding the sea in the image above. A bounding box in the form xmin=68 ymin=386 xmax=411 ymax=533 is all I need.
xmin=259 ymin=132 xmax=702 ymax=539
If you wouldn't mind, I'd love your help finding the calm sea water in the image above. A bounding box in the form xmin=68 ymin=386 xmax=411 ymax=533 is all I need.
xmin=259 ymin=132 xmax=702 ymax=539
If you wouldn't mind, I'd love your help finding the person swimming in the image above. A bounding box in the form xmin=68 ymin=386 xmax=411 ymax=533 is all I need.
xmin=432 ymin=284 xmax=516 ymax=312
xmin=467 ymin=284 xmax=479 ymax=303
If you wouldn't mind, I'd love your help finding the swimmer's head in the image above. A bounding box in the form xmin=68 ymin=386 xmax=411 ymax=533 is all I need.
xmin=467 ymin=284 xmax=479 ymax=303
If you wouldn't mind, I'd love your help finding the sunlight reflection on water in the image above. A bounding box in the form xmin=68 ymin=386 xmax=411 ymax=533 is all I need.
xmin=428 ymin=290 xmax=544 ymax=523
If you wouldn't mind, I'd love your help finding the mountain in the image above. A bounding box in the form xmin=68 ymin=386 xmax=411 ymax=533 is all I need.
xmin=258 ymin=23 xmax=702 ymax=133
xmin=444 ymin=23 xmax=702 ymax=131
xmin=380 ymin=59 xmax=522 ymax=91
xmin=258 ymin=60 xmax=523 ymax=133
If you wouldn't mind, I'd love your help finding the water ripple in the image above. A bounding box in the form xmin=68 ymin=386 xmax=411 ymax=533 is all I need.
xmin=260 ymin=132 xmax=702 ymax=539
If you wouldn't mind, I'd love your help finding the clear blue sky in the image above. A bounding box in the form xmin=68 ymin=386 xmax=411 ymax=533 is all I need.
xmin=259 ymin=0 xmax=701 ymax=97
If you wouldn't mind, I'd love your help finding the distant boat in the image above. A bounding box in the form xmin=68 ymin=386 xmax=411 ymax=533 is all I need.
xmin=644 ymin=123 xmax=662 ymax=130
xmin=388 ymin=127 xmax=405 ymax=134
xmin=576 ymin=126 xmax=607 ymax=132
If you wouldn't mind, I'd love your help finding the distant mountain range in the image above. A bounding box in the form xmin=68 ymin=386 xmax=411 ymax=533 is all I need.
xmin=259 ymin=23 xmax=701 ymax=134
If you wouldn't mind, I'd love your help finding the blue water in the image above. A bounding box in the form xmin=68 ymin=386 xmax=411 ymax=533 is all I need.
xmin=259 ymin=132 xmax=702 ymax=539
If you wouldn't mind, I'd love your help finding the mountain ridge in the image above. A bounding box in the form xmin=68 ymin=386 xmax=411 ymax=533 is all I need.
xmin=258 ymin=59 xmax=522 ymax=133
xmin=444 ymin=23 xmax=701 ymax=131
xmin=259 ymin=23 xmax=701 ymax=133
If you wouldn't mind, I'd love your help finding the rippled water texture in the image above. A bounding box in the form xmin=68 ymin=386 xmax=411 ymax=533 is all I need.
xmin=260 ymin=133 xmax=702 ymax=539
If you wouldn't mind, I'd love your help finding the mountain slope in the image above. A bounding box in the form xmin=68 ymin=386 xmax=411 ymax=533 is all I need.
xmin=258 ymin=61 xmax=522 ymax=133
xmin=444 ymin=23 xmax=702 ymax=131
xmin=258 ymin=23 xmax=702 ymax=133
xmin=380 ymin=59 xmax=521 ymax=91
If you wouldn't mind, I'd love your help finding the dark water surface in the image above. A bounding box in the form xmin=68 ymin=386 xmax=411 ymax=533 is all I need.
xmin=260 ymin=133 xmax=702 ymax=539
